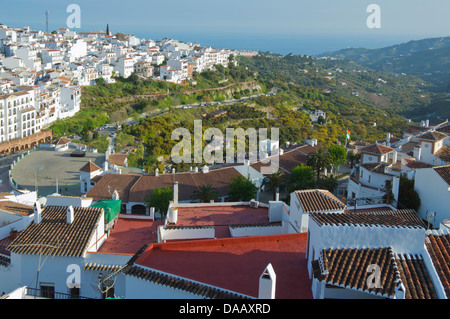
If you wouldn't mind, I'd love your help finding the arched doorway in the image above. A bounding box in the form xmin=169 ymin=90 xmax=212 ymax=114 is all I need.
xmin=131 ymin=204 xmax=147 ymax=215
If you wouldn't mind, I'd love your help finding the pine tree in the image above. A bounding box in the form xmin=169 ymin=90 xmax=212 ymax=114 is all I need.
xmin=106 ymin=24 xmax=110 ymax=36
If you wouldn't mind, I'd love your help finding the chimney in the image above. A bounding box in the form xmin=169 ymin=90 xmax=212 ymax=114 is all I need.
xmin=386 ymin=133 xmax=391 ymax=146
xmin=426 ymin=119 xmax=430 ymax=127
xmin=194 ymin=167 xmax=199 ymax=173
xmin=112 ymin=189 xmax=119 ymax=200
xmin=395 ymin=283 xmax=406 ymax=299
xmin=201 ymin=165 xmax=209 ymax=174
xmin=155 ymin=168 xmax=159 ymax=176
xmin=173 ymin=181 xmax=179 ymax=205
xmin=67 ymin=206 xmax=74 ymax=224
xmin=172 ymin=168 xmax=176 ymax=174
xmin=34 ymin=201 xmax=42 ymax=224
xmin=168 ymin=207 xmax=178 ymax=224
xmin=392 ymin=151 xmax=398 ymax=164
xmin=149 ymin=207 xmax=155 ymax=220
xmin=258 ymin=263 xmax=276 ymax=299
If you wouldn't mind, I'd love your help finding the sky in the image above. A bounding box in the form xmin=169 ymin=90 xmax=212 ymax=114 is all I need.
xmin=1 ymin=0 xmax=450 ymax=53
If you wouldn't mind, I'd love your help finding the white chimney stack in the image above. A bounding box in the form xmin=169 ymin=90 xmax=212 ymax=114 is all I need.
xmin=34 ymin=201 xmax=42 ymax=224
xmin=67 ymin=206 xmax=74 ymax=224
xmin=155 ymin=168 xmax=159 ymax=176
xmin=168 ymin=207 xmax=178 ymax=224
xmin=259 ymin=263 xmax=276 ymax=299
xmin=149 ymin=207 xmax=155 ymax=220
xmin=173 ymin=181 xmax=179 ymax=205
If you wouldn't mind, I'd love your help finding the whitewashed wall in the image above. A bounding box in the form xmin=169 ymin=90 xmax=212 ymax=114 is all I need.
xmin=229 ymin=224 xmax=286 ymax=238
xmin=159 ymin=226 xmax=215 ymax=243
xmin=415 ymin=167 xmax=450 ymax=227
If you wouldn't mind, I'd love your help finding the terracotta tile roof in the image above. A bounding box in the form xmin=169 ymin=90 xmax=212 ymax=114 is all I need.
xmin=107 ymin=153 xmax=128 ymax=167
xmin=251 ymin=144 xmax=319 ymax=175
xmin=7 ymin=206 xmax=104 ymax=257
xmin=435 ymin=146 xmax=450 ymax=162
xmin=79 ymin=160 xmax=101 ymax=173
xmin=312 ymin=247 xmax=438 ymax=299
xmin=90 ymin=167 xmax=242 ymax=204
xmin=436 ymin=124 xmax=450 ymax=135
xmin=312 ymin=247 xmax=400 ymax=298
xmin=0 ymin=200 xmax=33 ymax=216
xmin=425 ymin=230 xmax=450 ymax=298
xmin=403 ymin=158 xmax=432 ymax=169
xmin=419 ymin=130 xmax=448 ymax=141
xmin=310 ymin=209 xmax=426 ymax=229
xmin=360 ymin=143 xmax=394 ymax=156
xmin=54 ymin=136 xmax=71 ymax=145
xmin=395 ymin=253 xmax=438 ymax=299
xmin=86 ymin=173 xmax=139 ymax=203
xmin=434 ymin=165 xmax=450 ymax=185
xmin=360 ymin=162 xmax=390 ymax=174
xmin=295 ymin=189 xmax=346 ymax=213
xmin=405 ymin=125 xmax=429 ymax=135
xmin=0 ymin=255 xmax=10 ymax=268
xmin=84 ymin=263 xmax=123 ymax=272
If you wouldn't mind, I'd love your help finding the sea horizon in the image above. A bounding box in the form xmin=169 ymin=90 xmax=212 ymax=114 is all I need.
xmin=3 ymin=21 xmax=447 ymax=56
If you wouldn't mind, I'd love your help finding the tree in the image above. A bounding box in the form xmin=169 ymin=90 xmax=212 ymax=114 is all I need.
xmin=192 ymin=184 xmax=219 ymax=203
xmin=289 ymin=165 xmax=315 ymax=191
xmin=262 ymin=171 xmax=284 ymax=201
xmin=106 ymin=24 xmax=110 ymax=36
xmin=316 ymin=175 xmax=338 ymax=193
xmin=398 ymin=177 xmax=420 ymax=211
xmin=307 ymin=148 xmax=333 ymax=180
xmin=228 ymin=175 xmax=258 ymax=202
xmin=347 ymin=151 xmax=360 ymax=169
xmin=328 ymin=144 xmax=347 ymax=175
xmin=145 ymin=187 xmax=173 ymax=220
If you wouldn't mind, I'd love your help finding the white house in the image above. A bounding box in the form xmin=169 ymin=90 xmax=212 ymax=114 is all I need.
xmin=307 ymin=209 xmax=447 ymax=299
xmin=414 ymin=164 xmax=450 ymax=228
xmin=289 ymin=189 xmax=346 ymax=233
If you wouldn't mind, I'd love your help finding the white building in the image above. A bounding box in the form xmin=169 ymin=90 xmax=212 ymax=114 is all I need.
xmin=307 ymin=209 xmax=447 ymax=299
xmin=414 ymin=164 xmax=450 ymax=228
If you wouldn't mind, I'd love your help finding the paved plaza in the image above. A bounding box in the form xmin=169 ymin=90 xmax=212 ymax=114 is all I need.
xmin=11 ymin=148 xmax=105 ymax=197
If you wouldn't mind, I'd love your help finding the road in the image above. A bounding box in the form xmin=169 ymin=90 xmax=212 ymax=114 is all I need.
xmin=0 ymin=153 xmax=24 ymax=194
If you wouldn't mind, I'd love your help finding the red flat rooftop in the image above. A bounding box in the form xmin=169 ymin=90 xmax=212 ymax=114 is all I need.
xmin=97 ymin=217 xmax=163 ymax=255
xmin=173 ymin=204 xmax=270 ymax=227
xmin=134 ymin=233 xmax=313 ymax=299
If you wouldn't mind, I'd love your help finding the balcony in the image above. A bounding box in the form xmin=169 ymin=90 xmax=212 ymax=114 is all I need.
xmin=22 ymin=287 xmax=92 ymax=299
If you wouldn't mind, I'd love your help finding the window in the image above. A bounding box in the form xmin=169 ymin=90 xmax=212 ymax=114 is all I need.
xmin=69 ymin=287 xmax=80 ymax=299
xmin=40 ymin=283 xmax=55 ymax=298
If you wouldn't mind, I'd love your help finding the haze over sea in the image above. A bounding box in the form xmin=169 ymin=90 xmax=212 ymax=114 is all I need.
xmin=62 ymin=23 xmax=424 ymax=56
xmin=105 ymin=28 xmax=418 ymax=56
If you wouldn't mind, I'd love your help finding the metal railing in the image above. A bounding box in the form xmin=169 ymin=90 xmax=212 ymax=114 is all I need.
xmin=25 ymin=287 xmax=92 ymax=299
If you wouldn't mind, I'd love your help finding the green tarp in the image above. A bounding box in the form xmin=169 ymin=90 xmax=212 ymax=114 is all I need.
xmin=91 ymin=200 xmax=121 ymax=224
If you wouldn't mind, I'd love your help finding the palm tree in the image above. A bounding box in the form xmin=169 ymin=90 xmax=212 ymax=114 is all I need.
xmin=347 ymin=151 xmax=361 ymax=169
xmin=307 ymin=148 xmax=333 ymax=180
xmin=192 ymin=184 xmax=219 ymax=203
xmin=262 ymin=171 xmax=284 ymax=201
